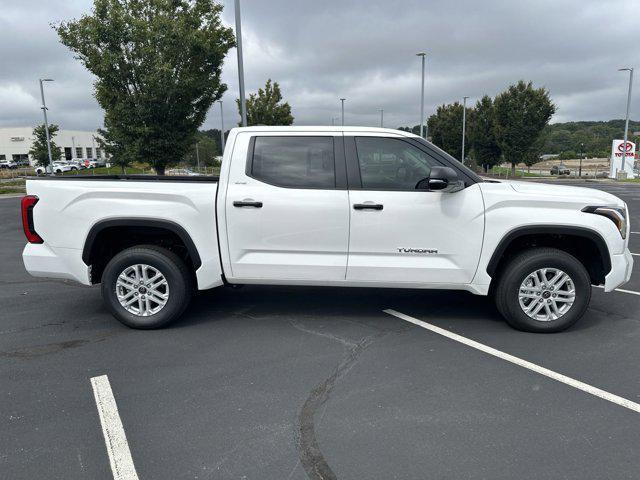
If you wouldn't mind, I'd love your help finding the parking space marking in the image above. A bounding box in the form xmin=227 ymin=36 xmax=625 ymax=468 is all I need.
xmin=90 ymin=375 xmax=139 ymax=480
xmin=593 ymin=285 xmax=640 ymax=296
xmin=384 ymin=309 xmax=640 ymax=414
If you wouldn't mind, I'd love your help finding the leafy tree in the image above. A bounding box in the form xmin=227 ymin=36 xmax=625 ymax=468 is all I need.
xmin=29 ymin=124 xmax=62 ymax=167
xmin=97 ymin=115 xmax=132 ymax=173
xmin=493 ymin=81 xmax=556 ymax=174
xmin=238 ymin=79 xmax=293 ymax=126
xmin=427 ymin=102 xmax=471 ymax=161
xmin=468 ymin=95 xmax=501 ymax=170
xmin=398 ymin=125 xmax=421 ymax=136
xmin=558 ymin=150 xmax=577 ymax=160
xmin=55 ymin=0 xmax=235 ymax=175
xmin=183 ymin=132 xmax=220 ymax=168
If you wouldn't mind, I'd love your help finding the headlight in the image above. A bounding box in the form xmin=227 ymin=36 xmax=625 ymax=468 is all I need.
xmin=582 ymin=206 xmax=627 ymax=239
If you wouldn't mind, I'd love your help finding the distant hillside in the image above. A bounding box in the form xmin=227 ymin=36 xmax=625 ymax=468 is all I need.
xmin=540 ymin=119 xmax=640 ymax=157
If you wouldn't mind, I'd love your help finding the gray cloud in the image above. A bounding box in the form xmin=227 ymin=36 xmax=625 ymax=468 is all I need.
xmin=0 ymin=0 xmax=637 ymax=132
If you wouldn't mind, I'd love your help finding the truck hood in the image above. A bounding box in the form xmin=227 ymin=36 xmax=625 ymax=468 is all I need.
xmin=501 ymin=180 xmax=625 ymax=208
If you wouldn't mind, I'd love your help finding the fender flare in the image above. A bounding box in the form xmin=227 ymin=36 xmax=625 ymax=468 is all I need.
xmin=486 ymin=225 xmax=611 ymax=276
xmin=82 ymin=218 xmax=202 ymax=269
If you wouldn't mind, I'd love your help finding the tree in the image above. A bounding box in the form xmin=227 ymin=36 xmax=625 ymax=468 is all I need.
xmin=183 ymin=132 xmax=220 ymax=168
xmin=55 ymin=0 xmax=235 ymax=175
xmin=468 ymin=95 xmax=501 ymax=171
xmin=29 ymin=124 xmax=62 ymax=168
xmin=97 ymin=115 xmax=132 ymax=174
xmin=238 ymin=79 xmax=293 ymax=126
xmin=427 ymin=102 xmax=471 ymax=161
xmin=493 ymin=81 xmax=556 ymax=174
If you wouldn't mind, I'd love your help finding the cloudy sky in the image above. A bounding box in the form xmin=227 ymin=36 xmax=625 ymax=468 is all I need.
xmin=0 ymin=0 xmax=638 ymax=132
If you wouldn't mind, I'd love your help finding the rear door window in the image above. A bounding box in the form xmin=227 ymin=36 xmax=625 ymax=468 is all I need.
xmin=251 ymin=136 xmax=336 ymax=188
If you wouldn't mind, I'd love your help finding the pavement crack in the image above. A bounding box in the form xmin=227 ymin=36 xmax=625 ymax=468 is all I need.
xmin=297 ymin=329 xmax=388 ymax=480
xmin=289 ymin=320 xmax=358 ymax=347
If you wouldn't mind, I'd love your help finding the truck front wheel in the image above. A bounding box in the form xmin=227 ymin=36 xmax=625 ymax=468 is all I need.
xmin=101 ymin=245 xmax=193 ymax=329
xmin=494 ymin=248 xmax=591 ymax=333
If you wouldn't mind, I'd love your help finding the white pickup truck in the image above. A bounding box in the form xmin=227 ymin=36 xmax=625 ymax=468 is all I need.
xmin=21 ymin=127 xmax=633 ymax=332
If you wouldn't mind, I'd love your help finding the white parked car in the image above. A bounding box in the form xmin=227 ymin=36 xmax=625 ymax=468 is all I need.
xmin=21 ymin=127 xmax=633 ymax=332
xmin=166 ymin=168 xmax=201 ymax=176
xmin=0 ymin=159 xmax=18 ymax=169
xmin=34 ymin=162 xmax=73 ymax=175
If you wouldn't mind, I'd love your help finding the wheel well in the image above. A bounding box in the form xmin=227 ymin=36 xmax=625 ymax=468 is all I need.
xmin=488 ymin=231 xmax=610 ymax=286
xmin=83 ymin=221 xmax=201 ymax=284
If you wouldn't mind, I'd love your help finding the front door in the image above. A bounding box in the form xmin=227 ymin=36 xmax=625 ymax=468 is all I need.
xmin=225 ymin=132 xmax=350 ymax=282
xmin=346 ymin=135 xmax=485 ymax=285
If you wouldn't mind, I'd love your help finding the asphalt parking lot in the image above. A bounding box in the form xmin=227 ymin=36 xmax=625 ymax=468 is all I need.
xmin=2 ymin=180 xmax=640 ymax=480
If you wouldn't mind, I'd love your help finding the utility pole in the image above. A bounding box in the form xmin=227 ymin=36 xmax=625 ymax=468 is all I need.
xmin=340 ymin=98 xmax=346 ymax=126
xmin=416 ymin=52 xmax=426 ymax=138
xmin=218 ymin=100 xmax=225 ymax=152
xmin=579 ymin=142 xmax=584 ymax=177
xmin=234 ymin=0 xmax=247 ymax=127
xmin=39 ymin=78 xmax=54 ymax=175
xmin=619 ymin=67 xmax=634 ymax=174
xmin=379 ymin=108 xmax=384 ymax=128
xmin=461 ymin=96 xmax=468 ymax=164
xmin=195 ymin=142 xmax=200 ymax=171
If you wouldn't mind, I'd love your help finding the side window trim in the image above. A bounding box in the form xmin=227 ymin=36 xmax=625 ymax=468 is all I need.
xmin=345 ymin=136 xmax=446 ymax=192
xmin=245 ymin=135 xmax=347 ymax=190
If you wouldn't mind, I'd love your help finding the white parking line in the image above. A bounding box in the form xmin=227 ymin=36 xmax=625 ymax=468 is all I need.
xmin=384 ymin=309 xmax=640 ymax=414
xmin=90 ymin=375 xmax=139 ymax=480
xmin=593 ymin=285 xmax=640 ymax=296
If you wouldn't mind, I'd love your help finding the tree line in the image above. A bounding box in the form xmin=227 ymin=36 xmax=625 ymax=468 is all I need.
xmin=400 ymin=81 xmax=556 ymax=174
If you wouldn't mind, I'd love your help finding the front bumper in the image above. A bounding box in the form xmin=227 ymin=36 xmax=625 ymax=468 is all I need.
xmin=22 ymin=243 xmax=91 ymax=285
xmin=604 ymin=248 xmax=634 ymax=292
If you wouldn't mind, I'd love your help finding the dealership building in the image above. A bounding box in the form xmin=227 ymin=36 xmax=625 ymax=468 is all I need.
xmin=0 ymin=127 xmax=106 ymax=165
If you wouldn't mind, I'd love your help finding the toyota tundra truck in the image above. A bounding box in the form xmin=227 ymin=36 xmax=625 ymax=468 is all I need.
xmin=21 ymin=127 xmax=633 ymax=332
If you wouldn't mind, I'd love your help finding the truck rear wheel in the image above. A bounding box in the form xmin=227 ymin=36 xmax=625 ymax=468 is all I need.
xmin=494 ymin=248 xmax=591 ymax=333
xmin=101 ymin=245 xmax=193 ymax=329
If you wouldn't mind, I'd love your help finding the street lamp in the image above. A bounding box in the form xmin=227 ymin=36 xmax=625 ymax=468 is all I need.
xmin=234 ymin=0 xmax=247 ymax=127
xmin=38 ymin=78 xmax=54 ymax=175
xmin=218 ymin=100 xmax=225 ymax=152
xmin=619 ymin=67 xmax=634 ymax=173
xmin=416 ymin=52 xmax=427 ymax=138
xmin=461 ymin=96 xmax=469 ymax=164
xmin=379 ymin=108 xmax=384 ymax=128
xmin=340 ymin=98 xmax=346 ymax=126
xmin=579 ymin=142 xmax=584 ymax=177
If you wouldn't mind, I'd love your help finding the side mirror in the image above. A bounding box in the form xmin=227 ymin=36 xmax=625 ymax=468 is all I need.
xmin=416 ymin=166 xmax=464 ymax=192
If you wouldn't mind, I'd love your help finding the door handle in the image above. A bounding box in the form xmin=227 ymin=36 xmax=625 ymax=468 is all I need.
xmin=353 ymin=203 xmax=383 ymax=210
xmin=233 ymin=200 xmax=263 ymax=208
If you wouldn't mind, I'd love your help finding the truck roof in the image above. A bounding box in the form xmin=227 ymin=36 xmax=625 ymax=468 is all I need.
xmin=230 ymin=126 xmax=420 ymax=137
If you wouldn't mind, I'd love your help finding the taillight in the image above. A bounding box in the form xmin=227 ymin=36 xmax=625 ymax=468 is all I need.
xmin=21 ymin=195 xmax=43 ymax=244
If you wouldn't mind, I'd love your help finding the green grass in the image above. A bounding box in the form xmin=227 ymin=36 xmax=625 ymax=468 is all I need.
xmin=0 ymin=179 xmax=25 ymax=195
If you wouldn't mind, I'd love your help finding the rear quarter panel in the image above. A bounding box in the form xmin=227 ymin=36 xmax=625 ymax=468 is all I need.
xmin=25 ymin=178 xmax=223 ymax=289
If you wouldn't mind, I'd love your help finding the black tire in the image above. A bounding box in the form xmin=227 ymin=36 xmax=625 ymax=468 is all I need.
xmin=101 ymin=245 xmax=193 ymax=329
xmin=494 ymin=248 xmax=591 ymax=333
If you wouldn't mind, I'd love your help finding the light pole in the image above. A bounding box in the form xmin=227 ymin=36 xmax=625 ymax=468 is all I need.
xmin=579 ymin=142 xmax=584 ymax=177
xmin=218 ymin=100 xmax=225 ymax=152
xmin=619 ymin=67 xmax=634 ymax=173
xmin=379 ymin=109 xmax=384 ymax=128
xmin=461 ymin=96 xmax=468 ymax=164
xmin=234 ymin=0 xmax=247 ymax=127
xmin=195 ymin=142 xmax=200 ymax=170
xmin=340 ymin=98 xmax=346 ymax=126
xmin=39 ymin=78 xmax=54 ymax=174
xmin=416 ymin=52 xmax=426 ymax=138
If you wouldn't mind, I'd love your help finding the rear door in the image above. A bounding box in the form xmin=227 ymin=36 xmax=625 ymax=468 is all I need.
xmin=345 ymin=134 xmax=485 ymax=285
xmin=224 ymin=131 xmax=350 ymax=282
